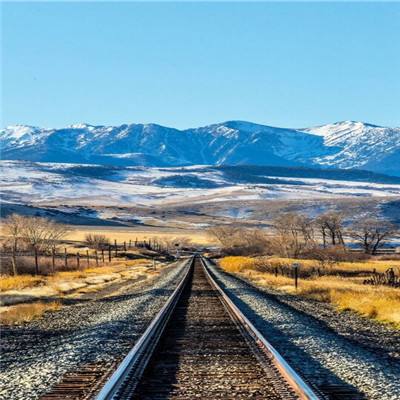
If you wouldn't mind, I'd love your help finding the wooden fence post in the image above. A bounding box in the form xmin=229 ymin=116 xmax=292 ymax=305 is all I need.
xmin=108 ymin=245 xmax=112 ymax=262
xmin=77 ymin=252 xmax=80 ymax=269
xmin=124 ymin=241 xmax=127 ymax=252
xmin=11 ymin=240 xmax=17 ymax=276
xmin=64 ymin=248 xmax=68 ymax=269
xmin=34 ymin=247 xmax=39 ymax=275
xmin=114 ymin=240 xmax=118 ymax=257
xmin=95 ymin=251 xmax=99 ymax=267
xmin=293 ymin=263 xmax=299 ymax=290
xmin=86 ymin=250 xmax=90 ymax=267
xmin=129 ymin=240 xmax=131 ymax=249
xmin=52 ymin=248 xmax=56 ymax=274
xmin=102 ymin=249 xmax=105 ymax=264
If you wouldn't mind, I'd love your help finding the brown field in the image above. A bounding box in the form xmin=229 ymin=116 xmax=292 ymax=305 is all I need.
xmin=220 ymin=256 xmax=400 ymax=328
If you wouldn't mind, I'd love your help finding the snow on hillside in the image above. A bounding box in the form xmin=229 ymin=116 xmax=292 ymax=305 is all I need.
xmin=1 ymin=120 xmax=399 ymax=175
xmin=1 ymin=161 xmax=400 ymax=208
xmin=302 ymin=121 xmax=400 ymax=175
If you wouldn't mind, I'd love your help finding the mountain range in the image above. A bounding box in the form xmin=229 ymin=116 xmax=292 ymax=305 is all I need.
xmin=1 ymin=120 xmax=400 ymax=176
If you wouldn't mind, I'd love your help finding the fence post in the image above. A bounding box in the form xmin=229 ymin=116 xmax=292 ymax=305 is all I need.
xmin=108 ymin=245 xmax=112 ymax=262
xmin=129 ymin=240 xmax=131 ymax=249
xmin=77 ymin=252 xmax=80 ymax=269
xmin=135 ymin=238 xmax=138 ymax=247
xmin=34 ymin=247 xmax=39 ymax=275
xmin=95 ymin=251 xmax=99 ymax=267
xmin=52 ymin=248 xmax=56 ymax=274
xmin=64 ymin=248 xmax=68 ymax=269
xmin=86 ymin=250 xmax=90 ymax=267
xmin=11 ymin=240 xmax=17 ymax=276
xmin=102 ymin=249 xmax=105 ymax=264
xmin=293 ymin=263 xmax=299 ymax=290
xmin=114 ymin=240 xmax=118 ymax=257
xmin=274 ymin=266 xmax=278 ymax=277
xmin=124 ymin=241 xmax=127 ymax=252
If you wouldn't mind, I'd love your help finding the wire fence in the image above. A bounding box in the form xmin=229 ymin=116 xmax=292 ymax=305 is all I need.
xmin=0 ymin=238 xmax=168 ymax=276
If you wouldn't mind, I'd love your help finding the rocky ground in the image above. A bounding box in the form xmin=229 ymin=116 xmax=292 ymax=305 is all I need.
xmin=205 ymin=259 xmax=400 ymax=400
xmin=0 ymin=260 xmax=188 ymax=400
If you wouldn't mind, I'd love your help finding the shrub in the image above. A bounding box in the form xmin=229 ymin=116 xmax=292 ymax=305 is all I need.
xmin=84 ymin=234 xmax=110 ymax=250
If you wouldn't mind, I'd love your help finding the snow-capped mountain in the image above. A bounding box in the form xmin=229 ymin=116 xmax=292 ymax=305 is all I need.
xmin=1 ymin=120 xmax=399 ymax=175
xmin=303 ymin=121 xmax=400 ymax=176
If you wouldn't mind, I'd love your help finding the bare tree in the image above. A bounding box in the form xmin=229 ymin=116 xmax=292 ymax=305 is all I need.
xmin=207 ymin=225 xmax=270 ymax=255
xmin=349 ymin=218 xmax=397 ymax=255
xmin=3 ymin=214 xmax=25 ymax=275
xmin=21 ymin=217 xmax=68 ymax=274
xmin=272 ymin=213 xmax=315 ymax=257
xmin=207 ymin=225 xmax=240 ymax=248
xmin=315 ymin=212 xmax=345 ymax=248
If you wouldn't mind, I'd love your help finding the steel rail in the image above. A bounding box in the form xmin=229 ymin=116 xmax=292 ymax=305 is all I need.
xmin=200 ymin=256 xmax=321 ymax=400
xmin=95 ymin=256 xmax=194 ymax=400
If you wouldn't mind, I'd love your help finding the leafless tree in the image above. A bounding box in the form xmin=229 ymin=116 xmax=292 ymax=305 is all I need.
xmin=21 ymin=217 xmax=68 ymax=274
xmin=349 ymin=218 xmax=397 ymax=255
xmin=207 ymin=225 xmax=270 ymax=255
xmin=207 ymin=225 xmax=241 ymax=248
xmin=3 ymin=214 xmax=25 ymax=275
xmin=315 ymin=212 xmax=345 ymax=248
xmin=272 ymin=213 xmax=315 ymax=257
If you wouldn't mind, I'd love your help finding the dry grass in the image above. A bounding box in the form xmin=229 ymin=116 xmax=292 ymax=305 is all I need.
xmin=0 ymin=259 xmax=150 ymax=292
xmin=0 ymin=301 xmax=61 ymax=325
xmin=220 ymin=256 xmax=400 ymax=328
xmin=65 ymin=226 xmax=214 ymax=245
xmin=220 ymin=256 xmax=400 ymax=274
xmin=0 ymin=275 xmax=46 ymax=291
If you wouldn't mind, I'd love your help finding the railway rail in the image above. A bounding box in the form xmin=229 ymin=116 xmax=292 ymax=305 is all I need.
xmin=90 ymin=255 xmax=320 ymax=400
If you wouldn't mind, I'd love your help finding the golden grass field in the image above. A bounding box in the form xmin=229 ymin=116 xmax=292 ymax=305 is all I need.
xmin=0 ymin=259 xmax=151 ymax=292
xmin=65 ymin=225 xmax=215 ymax=246
xmin=220 ymin=256 xmax=400 ymax=274
xmin=220 ymin=256 xmax=400 ymax=328
xmin=0 ymin=259 xmax=157 ymax=324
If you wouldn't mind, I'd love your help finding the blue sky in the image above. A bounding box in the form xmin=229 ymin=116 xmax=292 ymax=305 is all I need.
xmin=2 ymin=1 xmax=400 ymax=129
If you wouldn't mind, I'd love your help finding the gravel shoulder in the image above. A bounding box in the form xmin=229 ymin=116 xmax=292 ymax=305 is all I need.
xmin=206 ymin=260 xmax=400 ymax=400
xmin=0 ymin=260 xmax=188 ymax=400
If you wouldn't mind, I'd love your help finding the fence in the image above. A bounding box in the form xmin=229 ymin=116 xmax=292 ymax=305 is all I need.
xmin=252 ymin=259 xmax=400 ymax=288
xmin=363 ymin=268 xmax=400 ymax=288
xmin=0 ymin=238 xmax=168 ymax=276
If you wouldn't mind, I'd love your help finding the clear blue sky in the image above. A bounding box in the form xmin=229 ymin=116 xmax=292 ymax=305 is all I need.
xmin=2 ymin=1 xmax=400 ymax=129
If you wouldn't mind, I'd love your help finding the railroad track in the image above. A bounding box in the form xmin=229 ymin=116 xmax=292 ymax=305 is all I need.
xmin=88 ymin=255 xmax=321 ymax=400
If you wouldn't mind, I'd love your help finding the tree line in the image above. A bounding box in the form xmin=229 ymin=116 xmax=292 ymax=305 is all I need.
xmin=208 ymin=212 xmax=398 ymax=259
xmin=1 ymin=214 xmax=192 ymax=276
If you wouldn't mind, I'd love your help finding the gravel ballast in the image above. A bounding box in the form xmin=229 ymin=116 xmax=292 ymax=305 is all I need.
xmin=205 ymin=259 xmax=400 ymax=400
xmin=0 ymin=260 xmax=188 ymax=400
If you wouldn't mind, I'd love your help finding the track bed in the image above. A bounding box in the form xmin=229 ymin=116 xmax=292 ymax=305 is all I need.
xmin=132 ymin=258 xmax=297 ymax=399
